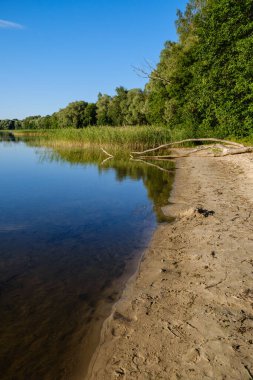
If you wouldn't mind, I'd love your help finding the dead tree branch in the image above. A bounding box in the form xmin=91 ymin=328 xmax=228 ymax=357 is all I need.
xmin=100 ymin=147 xmax=114 ymax=158
xmin=220 ymin=147 xmax=253 ymax=156
xmin=131 ymin=139 xmax=245 ymax=156
xmin=130 ymin=139 xmax=253 ymax=160
xmin=132 ymin=60 xmax=171 ymax=84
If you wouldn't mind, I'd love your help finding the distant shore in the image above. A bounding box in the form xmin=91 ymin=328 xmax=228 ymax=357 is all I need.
xmin=87 ymin=153 xmax=253 ymax=379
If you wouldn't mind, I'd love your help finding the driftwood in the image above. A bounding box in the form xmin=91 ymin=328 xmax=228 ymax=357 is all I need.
xmin=218 ymin=147 xmax=253 ymax=156
xmin=101 ymin=139 xmax=252 ymax=167
xmin=100 ymin=147 xmax=114 ymax=157
xmin=131 ymin=139 xmax=253 ymax=159
xmin=132 ymin=138 xmax=244 ymax=155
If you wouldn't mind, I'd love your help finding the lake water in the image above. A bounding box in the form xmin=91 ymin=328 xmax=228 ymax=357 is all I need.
xmin=0 ymin=134 xmax=174 ymax=380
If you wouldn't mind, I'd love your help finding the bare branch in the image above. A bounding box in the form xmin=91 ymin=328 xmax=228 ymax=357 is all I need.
xmin=131 ymin=138 xmax=245 ymax=155
xmin=100 ymin=147 xmax=114 ymax=157
xmin=132 ymin=63 xmax=171 ymax=84
xmin=220 ymin=147 xmax=253 ymax=156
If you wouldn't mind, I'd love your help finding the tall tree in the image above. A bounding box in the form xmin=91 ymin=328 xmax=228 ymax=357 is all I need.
xmin=108 ymin=86 xmax=128 ymax=125
xmin=96 ymin=93 xmax=112 ymax=125
xmin=125 ymin=89 xmax=147 ymax=125
xmin=57 ymin=101 xmax=89 ymax=128
xmin=146 ymin=0 xmax=253 ymax=137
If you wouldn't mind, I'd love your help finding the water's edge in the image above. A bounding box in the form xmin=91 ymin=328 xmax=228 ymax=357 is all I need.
xmin=85 ymin=235 xmax=154 ymax=379
xmin=85 ymin=179 xmax=176 ymax=379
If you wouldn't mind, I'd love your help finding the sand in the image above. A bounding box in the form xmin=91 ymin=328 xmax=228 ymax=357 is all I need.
xmin=87 ymin=153 xmax=253 ymax=380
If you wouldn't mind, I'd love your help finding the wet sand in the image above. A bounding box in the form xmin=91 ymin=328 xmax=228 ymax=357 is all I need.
xmin=87 ymin=153 xmax=253 ymax=379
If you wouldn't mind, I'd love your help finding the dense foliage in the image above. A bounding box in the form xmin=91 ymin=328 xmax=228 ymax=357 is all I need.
xmin=147 ymin=0 xmax=253 ymax=138
xmin=1 ymin=0 xmax=252 ymax=138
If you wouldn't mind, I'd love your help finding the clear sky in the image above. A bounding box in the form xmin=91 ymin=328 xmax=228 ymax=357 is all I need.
xmin=0 ymin=0 xmax=188 ymax=119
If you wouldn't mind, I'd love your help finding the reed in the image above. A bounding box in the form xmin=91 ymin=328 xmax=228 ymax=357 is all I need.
xmin=13 ymin=126 xmax=192 ymax=150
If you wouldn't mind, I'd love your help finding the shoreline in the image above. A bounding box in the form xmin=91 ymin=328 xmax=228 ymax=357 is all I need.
xmin=79 ymin=226 xmax=156 ymax=380
xmin=85 ymin=230 xmax=155 ymax=379
xmin=87 ymin=153 xmax=253 ymax=379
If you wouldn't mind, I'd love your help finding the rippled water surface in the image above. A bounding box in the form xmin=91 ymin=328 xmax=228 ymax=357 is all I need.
xmin=0 ymin=134 xmax=174 ymax=379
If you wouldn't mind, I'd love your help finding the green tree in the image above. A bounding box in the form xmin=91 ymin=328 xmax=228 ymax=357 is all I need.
xmin=0 ymin=119 xmax=17 ymax=130
xmin=96 ymin=93 xmax=112 ymax=125
xmin=146 ymin=0 xmax=253 ymax=138
xmin=107 ymin=86 xmax=128 ymax=125
xmin=125 ymin=89 xmax=147 ymax=125
xmin=83 ymin=103 xmax=97 ymax=126
xmin=22 ymin=116 xmax=41 ymax=129
xmin=57 ymin=101 xmax=89 ymax=128
xmin=189 ymin=0 xmax=253 ymax=137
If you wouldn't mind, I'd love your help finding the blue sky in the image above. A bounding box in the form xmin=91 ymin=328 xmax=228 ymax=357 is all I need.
xmin=0 ymin=0 xmax=188 ymax=119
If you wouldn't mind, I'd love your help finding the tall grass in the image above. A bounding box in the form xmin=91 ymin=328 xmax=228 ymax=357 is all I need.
xmin=13 ymin=126 xmax=193 ymax=150
xmin=9 ymin=125 xmax=253 ymax=149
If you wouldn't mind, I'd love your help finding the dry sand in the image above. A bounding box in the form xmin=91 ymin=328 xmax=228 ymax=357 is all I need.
xmin=87 ymin=154 xmax=253 ymax=380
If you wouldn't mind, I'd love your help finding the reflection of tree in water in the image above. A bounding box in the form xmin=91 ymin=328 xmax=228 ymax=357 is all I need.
xmin=39 ymin=146 xmax=175 ymax=222
xmin=0 ymin=132 xmax=16 ymax=142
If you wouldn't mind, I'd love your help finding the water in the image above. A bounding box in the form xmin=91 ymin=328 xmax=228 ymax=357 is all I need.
xmin=0 ymin=134 xmax=174 ymax=380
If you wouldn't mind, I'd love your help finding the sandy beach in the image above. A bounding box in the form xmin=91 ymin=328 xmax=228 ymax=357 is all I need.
xmin=87 ymin=153 xmax=253 ymax=380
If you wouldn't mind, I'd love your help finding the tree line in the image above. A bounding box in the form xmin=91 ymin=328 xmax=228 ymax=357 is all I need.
xmin=1 ymin=0 xmax=252 ymax=138
xmin=0 ymin=87 xmax=148 ymax=130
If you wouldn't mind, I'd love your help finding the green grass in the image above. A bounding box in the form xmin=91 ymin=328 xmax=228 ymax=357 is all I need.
xmin=234 ymin=136 xmax=253 ymax=146
xmin=10 ymin=126 xmax=253 ymax=151
xmin=12 ymin=126 xmax=194 ymax=150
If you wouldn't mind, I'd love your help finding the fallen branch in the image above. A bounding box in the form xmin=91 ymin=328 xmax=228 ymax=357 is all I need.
xmin=130 ymin=139 xmax=253 ymax=160
xmin=136 ymin=147 xmax=253 ymax=159
xmin=220 ymin=147 xmax=253 ymax=156
xmin=100 ymin=147 xmax=114 ymax=157
xmin=131 ymin=138 xmax=245 ymax=155
xmin=185 ymin=144 xmax=222 ymax=154
xmin=136 ymin=145 xmax=220 ymax=160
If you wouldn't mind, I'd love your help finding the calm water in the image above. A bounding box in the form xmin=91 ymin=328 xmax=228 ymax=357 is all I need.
xmin=0 ymin=134 xmax=174 ymax=380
